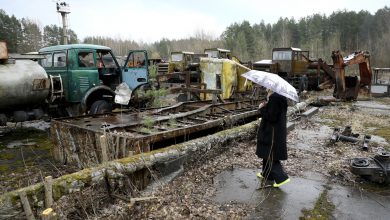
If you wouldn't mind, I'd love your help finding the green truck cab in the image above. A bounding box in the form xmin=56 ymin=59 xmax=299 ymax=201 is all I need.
xmin=39 ymin=44 xmax=149 ymax=115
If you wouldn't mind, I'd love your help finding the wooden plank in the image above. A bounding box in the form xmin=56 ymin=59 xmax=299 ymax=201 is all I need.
xmin=18 ymin=191 xmax=35 ymax=220
xmin=44 ymin=176 xmax=53 ymax=208
xmin=99 ymin=135 xmax=108 ymax=163
xmin=41 ymin=208 xmax=57 ymax=220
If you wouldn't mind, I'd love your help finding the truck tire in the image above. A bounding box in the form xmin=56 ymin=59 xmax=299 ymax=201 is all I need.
xmin=89 ymin=100 xmax=112 ymax=114
xmin=13 ymin=111 xmax=28 ymax=122
xmin=0 ymin=114 xmax=7 ymax=126
xmin=299 ymin=76 xmax=308 ymax=92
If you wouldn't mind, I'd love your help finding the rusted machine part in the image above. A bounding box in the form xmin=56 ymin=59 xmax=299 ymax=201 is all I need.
xmin=338 ymin=134 xmax=360 ymax=143
xmin=362 ymin=135 xmax=371 ymax=151
xmin=314 ymin=96 xmax=338 ymax=106
xmin=51 ymin=99 xmax=262 ymax=168
xmin=331 ymin=127 xmax=340 ymax=142
xmin=344 ymin=51 xmax=372 ymax=86
xmin=318 ymin=77 xmax=334 ymax=90
xmin=331 ymin=126 xmax=371 ymax=150
xmin=310 ymin=58 xmax=335 ymax=90
xmin=332 ymin=51 xmax=346 ymax=99
xmin=341 ymin=125 xmax=352 ymax=136
xmin=350 ymin=151 xmax=390 ymax=184
xmin=331 ymin=50 xmax=372 ymax=100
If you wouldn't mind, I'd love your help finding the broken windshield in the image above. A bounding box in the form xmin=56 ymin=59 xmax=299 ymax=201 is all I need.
xmin=273 ymin=51 xmax=292 ymax=61
xmin=171 ymin=53 xmax=183 ymax=62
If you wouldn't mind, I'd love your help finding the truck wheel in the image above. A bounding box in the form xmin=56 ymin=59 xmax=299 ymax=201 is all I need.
xmin=13 ymin=111 xmax=28 ymax=122
xmin=0 ymin=114 xmax=7 ymax=126
xmin=299 ymin=76 xmax=308 ymax=92
xmin=89 ymin=100 xmax=112 ymax=114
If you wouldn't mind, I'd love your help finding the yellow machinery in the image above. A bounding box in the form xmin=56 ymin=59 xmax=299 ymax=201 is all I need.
xmin=156 ymin=49 xmax=253 ymax=101
xmin=200 ymin=58 xmax=252 ymax=100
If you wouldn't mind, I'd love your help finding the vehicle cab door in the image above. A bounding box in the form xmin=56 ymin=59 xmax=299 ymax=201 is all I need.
xmin=122 ymin=50 xmax=148 ymax=91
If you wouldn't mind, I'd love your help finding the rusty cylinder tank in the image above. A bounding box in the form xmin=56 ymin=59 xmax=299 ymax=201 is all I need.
xmin=0 ymin=59 xmax=49 ymax=110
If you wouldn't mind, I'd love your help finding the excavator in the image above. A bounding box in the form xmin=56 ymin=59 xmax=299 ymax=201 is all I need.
xmin=253 ymin=47 xmax=372 ymax=100
xmin=318 ymin=50 xmax=372 ymax=100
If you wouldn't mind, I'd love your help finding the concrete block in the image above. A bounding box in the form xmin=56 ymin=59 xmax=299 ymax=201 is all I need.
xmin=301 ymin=107 xmax=319 ymax=117
xmin=154 ymin=155 xmax=188 ymax=176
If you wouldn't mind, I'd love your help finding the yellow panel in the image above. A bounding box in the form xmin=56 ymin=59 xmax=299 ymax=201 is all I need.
xmin=222 ymin=59 xmax=237 ymax=99
xmin=199 ymin=58 xmax=252 ymax=100
xmin=236 ymin=62 xmax=252 ymax=92
xmin=200 ymin=58 xmax=223 ymax=100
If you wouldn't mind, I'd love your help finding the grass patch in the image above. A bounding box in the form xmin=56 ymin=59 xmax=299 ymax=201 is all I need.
xmin=372 ymin=127 xmax=390 ymax=143
xmin=0 ymin=127 xmax=51 ymax=149
xmin=318 ymin=114 xmax=345 ymax=128
xmin=0 ymin=152 xmax=16 ymax=160
xmin=168 ymin=117 xmax=177 ymax=128
xmin=375 ymin=97 xmax=390 ymax=105
xmin=364 ymin=123 xmax=390 ymax=150
xmin=0 ymin=165 xmax=9 ymax=172
xmin=300 ymin=189 xmax=335 ymax=220
xmin=358 ymin=182 xmax=390 ymax=193
xmin=137 ymin=116 xmax=157 ymax=134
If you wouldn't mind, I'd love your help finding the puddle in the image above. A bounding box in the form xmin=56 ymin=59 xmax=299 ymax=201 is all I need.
xmin=291 ymin=125 xmax=332 ymax=151
xmin=5 ymin=140 xmax=24 ymax=149
xmin=354 ymin=101 xmax=390 ymax=116
xmin=329 ymin=185 xmax=390 ymax=219
xmin=212 ymin=167 xmax=390 ymax=219
xmin=212 ymin=168 xmax=324 ymax=219
xmin=355 ymin=101 xmax=390 ymax=110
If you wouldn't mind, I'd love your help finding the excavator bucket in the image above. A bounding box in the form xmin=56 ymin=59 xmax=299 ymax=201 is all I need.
xmin=331 ymin=50 xmax=372 ymax=100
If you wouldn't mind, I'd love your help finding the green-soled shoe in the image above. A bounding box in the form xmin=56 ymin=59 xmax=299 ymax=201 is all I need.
xmin=273 ymin=178 xmax=290 ymax=188
xmin=256 ymin=172 xmax=264 ymax=179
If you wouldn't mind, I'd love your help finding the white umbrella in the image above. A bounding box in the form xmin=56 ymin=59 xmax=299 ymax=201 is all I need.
xmin=242 ymin=70 xmax=299 ymax=102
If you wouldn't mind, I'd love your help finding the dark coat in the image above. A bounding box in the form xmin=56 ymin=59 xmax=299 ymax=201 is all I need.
xmin=256 ymin=92 xmax=288 ymax=160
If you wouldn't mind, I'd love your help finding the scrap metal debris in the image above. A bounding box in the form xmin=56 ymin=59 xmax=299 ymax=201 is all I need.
xmin=330 ymin=125 xmax=371 ymax=151
xmin=351 ymin=151 xmax=390 ymax=183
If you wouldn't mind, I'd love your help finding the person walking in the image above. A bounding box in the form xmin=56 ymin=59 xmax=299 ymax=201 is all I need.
xmin=256 ymin=89 xmax=290 ymax=187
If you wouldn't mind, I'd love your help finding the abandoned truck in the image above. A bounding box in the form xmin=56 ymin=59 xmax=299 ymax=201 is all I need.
xmin=157 ymin=48 xmax=233 ymax=75
xmin=0 ymin=42 xmax=151 ymax=125
xmin=253 ymin=47 xmax=322 ymax=92
xmin=155 ymin=49 xmax=254 ymax=102
xmin=252 ymin=47 xmax=372 ymax=100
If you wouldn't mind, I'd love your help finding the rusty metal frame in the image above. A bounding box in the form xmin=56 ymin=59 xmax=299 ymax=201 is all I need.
xmin=51 ymin=99 xmax=262 ymax=168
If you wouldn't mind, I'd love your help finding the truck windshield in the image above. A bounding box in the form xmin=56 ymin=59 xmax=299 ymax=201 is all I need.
xmin=273 ymin=51 xmax=292 ymax=61
xmin=97 ymin=50 xmax=117 ymax=68
xmin=171 ymin=53 xmax=183 ymax=62
xmin=205 ymin=51 xmax=219 ymax=58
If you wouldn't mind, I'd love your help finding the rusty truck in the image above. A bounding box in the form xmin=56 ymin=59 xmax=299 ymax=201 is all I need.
xmin=253 ymin=47 xmax=372 ymax=100
xmin=253 ymin=47 xmax=318 ymax=91
xmin=0 ymin=42 xmax=153 ymax=125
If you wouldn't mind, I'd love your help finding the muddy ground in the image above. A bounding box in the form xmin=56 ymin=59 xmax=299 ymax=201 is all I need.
xmin=1 ymin=92 xmax=390 ymax=219
xmin=0 ymin=122 xmax=79 ymax=194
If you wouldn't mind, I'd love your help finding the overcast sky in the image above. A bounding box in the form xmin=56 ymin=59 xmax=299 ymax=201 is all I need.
xmin=1 ymin=0 xmax=389 ymax=43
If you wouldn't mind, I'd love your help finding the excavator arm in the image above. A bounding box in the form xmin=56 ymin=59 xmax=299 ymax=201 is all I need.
xmin=331 ymin=50 xmax=372 ymax=100
xmin=343 ymin=51 xmax=372 ymax=85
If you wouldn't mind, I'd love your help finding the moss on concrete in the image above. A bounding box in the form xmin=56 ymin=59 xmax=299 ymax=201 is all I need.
xmin=0 ymin=165 xmax=9 ymax=172
xmin=0 ymin=152 xmax=16 ymax=160
xmin=0 ymin=127 xmax=52 ymax=150
xmin=300 ymin=189 xmax=335 ymax=220
xmin=0 ymin=120 xmax=259 ymax=214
